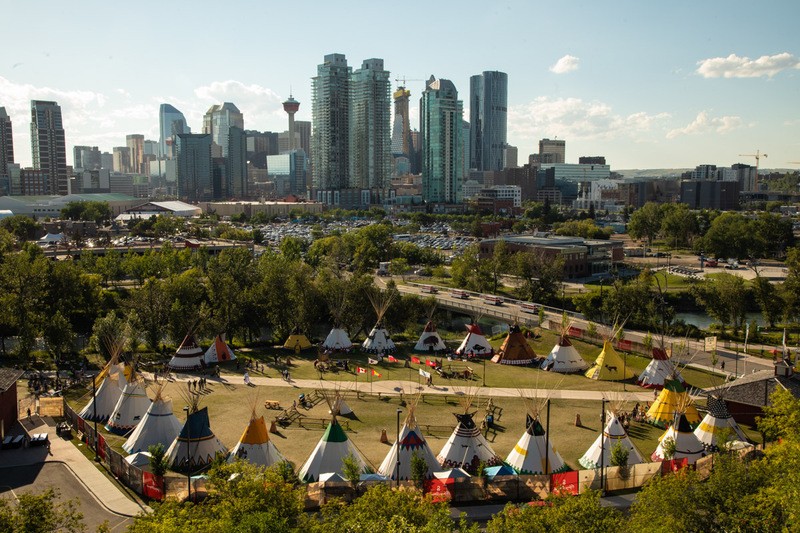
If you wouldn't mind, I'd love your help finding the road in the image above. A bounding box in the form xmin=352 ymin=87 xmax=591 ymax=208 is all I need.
xmin=0 ymin=463 xmax=133 ymax=531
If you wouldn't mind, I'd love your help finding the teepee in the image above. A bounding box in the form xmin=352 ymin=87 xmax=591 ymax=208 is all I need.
xmin=106 ymin=368 xmax=152 ymax=435
xmin=415 ymin=321 xmax=448 ymax=352
xmin=637 ymin=347 xmax=685 ymax=389
xmin=123 ymin=383 xmax=182 ymax=454
xmin=204 ymin=334 xmax=236 ymax=364
xmin=166 ymin=399 xmax=227 ymax=471
xmin=298 ymin=390 xmax=371 ymax=482
xmin=322 ymin=292 xmax=354 ymax=352
xmin=168 ymin=332 xmax=204 ymax=370
xmin=284 ymin=328 xmax=312 ymax=352
xmin=585 ymin=325 xmax=635 ymax=381
xmin=651 ymin=412 xmax=706 ymax=464
xmin=579 ymin=406 xmax=645 ymax=470
xmin=437 ymin=387 xmax=502 ymax=473
xmin=492 ymin=324 xmax=538 ymax=365
xmin=540 ymin=320 xmax=588 ymax=373
xmin=229 ymin=400 xmax=285 ymax=467
xmin=694 ymin=394 xmax=749 ymax=451
xmin=79 ymin=333 xmax=129 ymax=422
xmin=505 ymin=392 xmax=567 ymax=475
xmin=646 ymin=378 xmax=701 ymax=428
xmin=378 ymin=394 xmax=440 ymax=480
xmin=455 ymin=321 xmax=494 ymax=357
xmin=362 ymin=290 xmax=397 ymax=353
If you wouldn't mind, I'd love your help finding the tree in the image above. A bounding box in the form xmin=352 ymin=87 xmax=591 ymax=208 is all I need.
xmin=148 ymin=443 xmax=169 ymax=478
xmin=758 ymin=388 xmax=800 ymax=442
xmin=0 ymin=488 xmax=85 ymax=533
xmin=695 ymin=212 xmax=765 ymax=259
xmin=554 ymin=219 xmax=612 ymax=240
xmin=0 ymin=247 xmax=50 ymax=357
xmin=389 ymin=258 xmax=411 ymax=280
xmin=627 ymin=202 xmax=664 ymax=247
xmin=341 ymin=453 xmax=364 ymax=489
xmin=60 ymin=201 xmax=112 ymax=225
xmin=660 ymin=203 xmax=698 ymax=248
xmin=0 ymin=214 xmax=42 ymax=242
xmin=410 ymin=451 xmax=428 ymax=489
xmin=511 ymin=250 xmax=564 ymax=305
xmin=126 ymin=278 xmax=170 ymax=351
xmin=43 ymin=310 xmax=75 ymax=365
xmin=691 ymin=273 xmax=749 ymax=334
xmin=487 ymin=490 xmax=623 ymax=533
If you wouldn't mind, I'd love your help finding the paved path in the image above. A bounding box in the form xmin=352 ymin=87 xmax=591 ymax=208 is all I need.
xmin=1 ymin=416 xmax=149 ymax=519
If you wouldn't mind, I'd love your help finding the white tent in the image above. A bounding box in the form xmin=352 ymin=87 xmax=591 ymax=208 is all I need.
xmin=378 ymin=398 xmax=440 ymax=480
xmin=204 ymin=335 xmax=236 ymax=364
xmin=578 ymin=410 xmax=645 ymax=469
xmin=123 ymin=389 xmax=182 ymax=454
xmin=506 ymin=414 xmax=567 ymax=475
xmin=329 ymin=396 xmax=354 ymax=417
xmin=694 ymin=396 xmax=749 ymax=451
xmin=637 ymin=348 xmax=684 ymax=389
xmin=168 ymin=333 xmax=204 ymax=370
xmin=166 ymin=407 xmax=228 ymax=471
xmin=362 ymin=324 xmax=396 ymax=353
xmin=38 ymin=232 xmax=64 ymax=244
xmin=298 ymin=418 xmax=370 ymax=483
xmin=454 ymin=323 xmax=493 ymax=357
xmin=106 ymin=377 xmax=152 ymax=435
xmin=540 ymin=335 xmax=588 ymax=373
xmin=125 ymin=452 xmax=152 ymax=468
xmin=321 ymin=328 xmax=353 ymax=352
xmin=437 ymin=412 xmax=502 ymax=473
xmin=414 ymin=321 xmax=447 ymax=353
xmin=229 ymin=415 xmax=285 ymax=468
xmin=651 ymin=413 xmax=707 ymax=465
xmin=78 ymin=364 xmax=126 ymax=422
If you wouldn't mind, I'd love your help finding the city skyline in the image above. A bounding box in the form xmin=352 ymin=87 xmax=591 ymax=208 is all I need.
xmin=0 ymin=1 xmax=798 ymax=171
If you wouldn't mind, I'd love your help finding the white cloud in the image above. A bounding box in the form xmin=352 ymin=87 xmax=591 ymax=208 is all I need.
xmin=696 ymin=52 xmax=800 ymax=78
xmin=549 ymin=55 xmax=580 ymax=74
xmin=666 ymin=111 xmax=743 ymax=139
xmin=193 ymin=80 xmax=288 ymax=130
xmin=508 ymin=96 xmax=670 ymax=142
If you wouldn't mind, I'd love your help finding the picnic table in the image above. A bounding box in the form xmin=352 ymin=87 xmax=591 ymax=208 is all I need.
xmin=30 ymin=433 xmax=49 ymax=447
xmin=264 ymin=400 xmax=281 ymax=410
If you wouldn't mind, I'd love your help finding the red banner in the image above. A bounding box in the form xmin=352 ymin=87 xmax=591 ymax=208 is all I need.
xmin=617 ymin=339 xmax=632 ymax=351
xmin=142 ymin=472 xmax=164 ymax=501
xmin=424 ymin=479 xmax=453 ymax=502
xmin=550 ymin=471 xmax=579 ymax=495
xmin=425 ymin=359 xmax=436 ymax=367
xmin=388 ymin=355 xmax=398 ymax=363
xmin=568 ymin=327 xmax=583 ymax=337
xmin=98 ymin=434 xmax=106 ymax=459
xmin=411 ymin=356 xmax=421 ymax=364
xmin=661 ymin=458 xmax=689 ymax=475
xmin=78 ymin=418 xmax=84 ymax=433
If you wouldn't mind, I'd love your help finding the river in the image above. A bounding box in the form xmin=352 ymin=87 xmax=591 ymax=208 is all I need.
xmin=674 ymin=311 xmax=765 ymax=330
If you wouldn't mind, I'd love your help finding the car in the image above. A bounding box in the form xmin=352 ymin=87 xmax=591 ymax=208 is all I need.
xmin=705 ymin=259 xmax=718 ymax=267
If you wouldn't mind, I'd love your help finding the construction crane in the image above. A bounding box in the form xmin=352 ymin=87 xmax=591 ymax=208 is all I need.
xmin=394 ymin=77 xmax=427 ymax=89
xmin=739 ymin=150 xmax=767 ymax=189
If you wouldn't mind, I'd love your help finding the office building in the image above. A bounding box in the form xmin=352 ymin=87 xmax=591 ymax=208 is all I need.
xmin=420 ymin=76 xmax=464 ymax=204
xmin=266 ymin=150 xmax=307 ymax=196
xmin=537 ymin=138 xmax=566 ymax=164
xmin=0 ymin=108 xmax=13 ymax=179
xmin=537 ymin=163 xmax=611 ymax=182
xmin=681 ymin=180 xmax=741 ymax=211
xmin=203 ymin=103 xmax=244 ymax=158
xmin=469 ymin=71 xmax=508 ymax=172
xmin=112 ymin=147 xmax=131 ymax=173
xmin=391 ymin=86 xmax=412 ymax=157
xmin=227 ymin=126 xmax=248 ymax=198
xmin=579 ymin=156 xmax=606 ymax=165
xmin=503 ymin=145 xmax=518 ymax=169
xmin=73 ymin=146 xmax=101 ymax=171
xmin=30 ymin=100 xmax=68 ymax=195
xmin=295 ymin=121 xmax=311 ymax=158
xmin=100 ymin=151 xmax=113 ymax=170
xmin=175 ymin=133 xmax=212 ymax=202
xmin=7 ymin=165 xmax=49 ymax=196
xmin=159 ymin=103 xmax=190 ymax=158
xmin=312 ymin=53 xmax=351 ymax=193
xmin=349 ymin=58 xmax=392 ymax=193
xmin=732 ymin=163 xmax=758 ymax=192
xmin=126 ymin=134 xmax=144 ymax=174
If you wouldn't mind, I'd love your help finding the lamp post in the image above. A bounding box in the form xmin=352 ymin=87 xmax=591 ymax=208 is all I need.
xmin=92 ymin=374 xmax=99 ymax=462
xmin=396 ymin=409 xmax=402 ymax=487
xmin=183 ymin=406 xmax=191 ymax=502
xmin=600 ymin=399 xmax=606 ymax=496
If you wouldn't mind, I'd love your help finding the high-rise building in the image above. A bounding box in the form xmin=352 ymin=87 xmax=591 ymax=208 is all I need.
xmin=312 ymin=53 xmax=351 ymax=192
xmin=175 ymin=133 xmax=212 ymax=202
xmin=159 ymin=104 xmax=190 ymax=158
xmin=30 ymin=100 xmax=68 ymax=195
xmin=469 ymin=71 xmax=508 ymax=172
xmin=227 ymin=126 xmax=248 ymax=198
xmin=73 ymin=146 xmax=101 ymax=171
xmin=144 ymin=140 xmax=159 ymax=156
xmin=0 ymin=107 xmax=14 ymax=179
xmin=732 ymin=163 xmax=758 ymax=192
xmin=420 ymin=76 xmax=464 ymax=204
xmin=126 ymin=134 xmax=145 ymax=174
xmin=203 ymin=103 xmax=243 ymax=158
xmin=504 ymin=145 xmax=518 ymax=168
xmin=295 ymin=120 xmax=311 ymax=157
xmin=579 ymin=156 xmax=606 ymax=165
xmin=267 ymin=151 xmax=307 ymax=196
xmin=112 ymin=147 xmax=131 ymax=173
xmin=391 ymin=87 xmax=412 ymax=157
xmin=538 ymin=138 xmax=565 ymax=164
xmin=349 ymin=58 xmax=392 ymax=192
xmin=100 ymin=151 xmax=113 ymax=170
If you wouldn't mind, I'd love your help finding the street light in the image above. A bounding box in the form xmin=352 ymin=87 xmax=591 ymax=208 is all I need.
xmin=396 ymin=409 xmax=402 ymax=488
xmin=91 ymin=373 xmax=99 ymax=462
xmin=183 ymin=406 xmax=191 ymax=502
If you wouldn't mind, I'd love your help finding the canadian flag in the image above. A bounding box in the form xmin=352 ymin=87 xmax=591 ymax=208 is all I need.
xmin=356 ymin=367 xmax=367 ymax=374
xmin=388 ymin=355 xmax=399 ymax=363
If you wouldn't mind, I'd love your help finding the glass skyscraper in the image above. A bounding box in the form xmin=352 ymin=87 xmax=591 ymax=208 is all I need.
xmin=175 ymin=133 xmax=212 ymax=201
xmin=312 ymin=53 xmax=351 ymax=192
xmin=30 ymin=100 xmax=68 ymax=195
xmin=203 ymin=102 xmax=244 ymax=158
xmin=159 ymin=104 xmax=190 ymax=158
xmin=420 ymin=76 xmax=463 ymax=204
xmin=469 ymin=71 xmax=508 ymax=172
xmin=349 ymin=58 xmax=391 ymax=193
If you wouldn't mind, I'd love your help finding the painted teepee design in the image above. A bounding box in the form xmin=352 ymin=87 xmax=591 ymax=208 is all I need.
xmin=362 ymin=289 xmax=397 ymax=353
xmin=168 ymin=331 xmax=204 ymax=370
xmin=540 ymin=319 xmax=588 ymax=373
xmin=204 ymin=334 xmax=236 ymax=364
xmin=166 ymin=397 xmax=227 ymax=471
xmin=229 ymin=400 xmax=285 ymax=467
xmin=79 ymin=332 xmax=130 ymax=422
xmin=506 ymin=392 xmax=567 ymax=474
xmin=298 ymin=390 xmax=371 ymax=482
xmin=694 ymin=394 xmax=749 ymax=451
xmin=123 ymin=383 xmax=182 ymax=454
xmin=455 ymin=320 xmax=493 ymax=357
xmin=579 ymin=408 xmax=644 ymax=469
xmin=414 ymin=303 xmax=447 ymax=353
xmin=637 ymin=346 xmax=685 ymax=389
xmin=646 ymin=378 xmax=701 ymax=428
xmin=106 ymin=367 xmax=152 ymax=435
xmin=492 ymin=323 xmax=537 ymax=365
xmin=652 ymin=412 xmax=706 ymax=465
xmin=437 ymin=387 xmax=502 ymax=473
xmin=378 ymin=394 xmax=440 ymax=480
xmin=585 ymin=325 xmax=635 ymax=381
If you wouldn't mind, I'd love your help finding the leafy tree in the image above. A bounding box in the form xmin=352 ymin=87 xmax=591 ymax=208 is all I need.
xmin=512 ymin=250 xmax=564 ymax=305
xmin=280 ymin=236 xmax=306 ymax=262
xmin=389 ymin=258 xmax=411 ymax=280
xmin=627 ymin=202 xmax=664 ymax=247
xmin=0 ymin=488 xmax=85 ymax=533
xmin=695 ymin=212 xmax=765 ymax=259
xmin=126 ymin=278 xmax=170 ymax=351
xmin=758 ymin=388 xmax=800 ymax=442
xmin=60 ymin=201 xmax=112 ymax=224
xmin=487 ymin=490 xmax=623 ymax=533
xmin=341 ymin=453 xmax=364 ymax=488
xmin=410 ymin=451 xmax=428 ymax=489
xmin=752 ymin=275 xmax=782 ymax=328
xmin=0 ymin=214 xmax=42 ymax=242
xmin=691 ymin=273 xmax=749 ymax=334
xmin=43 ymin=310 xmax=75 ymax=365
xmin=554 ymin=219 xmax=613 ymax=240
xmin=660 ymin=203 xmax=698 ymax=248
xmin=148 ymin=443 xmax=169 ymax=478
xmin=0 ymin=247 xmax=50 ymax=357
xmin=610 ymin=441 xmax=629 ymax=467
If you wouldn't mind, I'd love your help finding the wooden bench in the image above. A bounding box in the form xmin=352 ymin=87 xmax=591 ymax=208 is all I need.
xmin=264 ymin=400 xmax=281 ymax=410
xmin=417 ymin=424 xmax=455 ymax=435
xmin=297 ymin=417 xmax=350 ymax=431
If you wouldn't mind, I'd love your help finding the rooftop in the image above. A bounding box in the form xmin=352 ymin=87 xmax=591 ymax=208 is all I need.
xmin=723 ymin=368 xmax=800 ymax=407
xmin=0 ymin=367 xmax=24 ymax=393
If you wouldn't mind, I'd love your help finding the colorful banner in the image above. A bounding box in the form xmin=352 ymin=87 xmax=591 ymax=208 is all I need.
xmin=661 ymin=457 xmax=689 ymax=475
xmin=424 ymin=479 xmax=453 ymax=502
xmin=356 ymin=367 xmax=367 ymax=374
xmin=98 ymin=434 xmax=106 ymax=460
xmin=617 ymin=339 xmax=632 ymax=351
xmin=142 ymin=472 xmax=164 ymax=501
xmin=371 ymin=370 xmax=382 ymax=377
xmin=568 ymin=326 xmax=583 ymax=337
xmin=550 ymin=471 xmax=579 ymax=495
xmin=387 ymin=355 xmax=399 ymax=363
xmin=411 ymin=356 xmax=421 ymax=364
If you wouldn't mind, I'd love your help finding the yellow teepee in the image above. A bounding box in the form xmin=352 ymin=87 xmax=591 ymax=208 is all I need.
xmin=284 ymin=332 xmax=312 ymax=351
xmin=585 ymin=340 xmax=635 ymax=381
xmin=646 ymin=378 xmax=701 ymax=428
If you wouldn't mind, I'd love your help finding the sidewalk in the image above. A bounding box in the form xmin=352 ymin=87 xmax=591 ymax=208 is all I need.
xmin=3 ymin=416 xmax=150 ymax=518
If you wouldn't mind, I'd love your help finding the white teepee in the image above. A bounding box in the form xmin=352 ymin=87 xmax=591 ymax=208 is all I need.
xmin=79 ymin=364 xmax=126 ymax=422
xmin=505 ymin=392 xmax=567 ymax=475
xmin=378 ymin=395 xmax=440 ymax=480
xmin=168 ymin=332 xmax=204 ymax=370
xmin=694 ymin=395 xmax=749 ymax=451
xmin=229 ymin=413 xmax=285 ymax=467
xmin=579 ymin=410 xmax=645 ymax=469
xmin=106 ymin=371 xmax=152 ymax=435
xmin=123 ymin=385 xmax=182 ymax=454
xmin=437 ymin=388 xmax=502 ymax=473
xmin=651 ymin=412 xmax=707 ymax=465
xmin=204 ymin=334 xmax=236 ymax=364
xmin=414 ymin=321 xmax=447 ymax=353
xmin=455 ymin=322 xmax=493 ymax=357
xmin=166 ymin=404 xmax=228 ymax=471
xmin=362 ymin=290 xmax=397 ymax=353
xmin=637 ymin=347 xmax=684 ymax=389
xmin=322 ymin=328 xmax=353 ymax=352
xmin=540 ymin=320 xmax=588 ymax=373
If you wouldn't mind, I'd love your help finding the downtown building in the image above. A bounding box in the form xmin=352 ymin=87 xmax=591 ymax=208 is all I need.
xmin=203 ymin=102 xmax=244 ymax=158
xmin=469 ymin=71 xmax=508 ymax=172
xmin=420 ymin=76 xmax=464 ymax=207
xmin=30 ymin=100 xmax=68 ymax=195
xmin=159 ymin=103 xmax=190 ymax=158
xmin=0 ymin=107 xmax=13 ymax=194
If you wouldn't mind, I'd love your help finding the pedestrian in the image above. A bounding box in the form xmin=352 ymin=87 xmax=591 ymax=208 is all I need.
xmin=27 ymin=407 xmax=31 ymax=419
xmin=292 ymin=400 xmax=297 ymax=410
xmin=721 ymin=360 xmax=726 ymax=371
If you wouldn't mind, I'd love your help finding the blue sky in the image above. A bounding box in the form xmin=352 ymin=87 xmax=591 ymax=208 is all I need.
xmin=1 ymin=0 xmax=798 ymax=170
